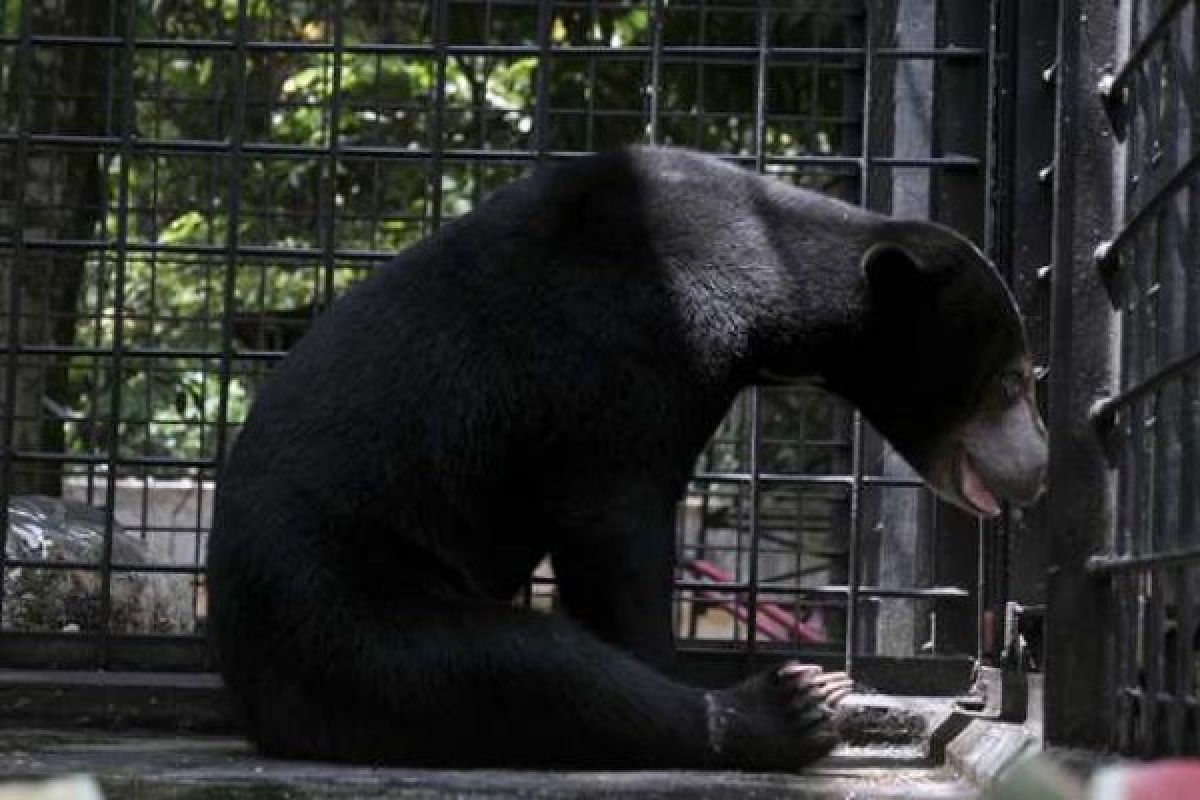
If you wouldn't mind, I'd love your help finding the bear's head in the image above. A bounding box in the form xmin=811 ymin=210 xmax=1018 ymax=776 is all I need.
xmin=822 ymin=221 xmax=1048 ymax=517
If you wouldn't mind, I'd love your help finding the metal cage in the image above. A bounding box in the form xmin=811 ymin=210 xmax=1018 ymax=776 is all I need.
xmin=0 ymin=0 xmax=997 ymax=696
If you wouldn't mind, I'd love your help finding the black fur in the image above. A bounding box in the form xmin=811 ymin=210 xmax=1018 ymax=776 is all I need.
xmin=207 ymin=146 xmax=1031 ymax=769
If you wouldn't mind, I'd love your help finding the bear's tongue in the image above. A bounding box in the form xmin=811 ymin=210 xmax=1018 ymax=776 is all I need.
xmin=960 ymin=454 xmax=1001 ymax=517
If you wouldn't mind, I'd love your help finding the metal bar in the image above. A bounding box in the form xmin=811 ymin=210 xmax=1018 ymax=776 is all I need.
xmin=1176 ymin=0 xmax=1200 ymax=752
xmin=1112 ymin=572 xmax=1134 ymax=750
xmin=1115 ymin=0 xmax=1144 ymax=567
xmin=12 ymin=237 xmax=396 ymax=261
xmin=1183 ymin=1 xmax=1200 ymax=562
xmin=1091 ymin=344 xmax=1200 ymax=427
xmin=0 ymin=135 xmax=984 ymax=169
xmin=94 ymin=0 xmax=141 ymax=667
xmin=1142 ymin=570 xmax=1165 ymax=756
xmin=1089 ymin=546 xmax=1200 ymax=571
xmin=1168 ymin=566 xmax=1190 ymax=752
xmin=583 ymin=0 xmax=597 ymax=150
xmin=533 ymin=0 xmax=551 ymax=159
xmin=429 ymin=0 xmax=448 ymax=230
xmin=1098 ymin=0 xmax=1193 ymax=104
xmin=753 ymin=0 xmax=768 ymax=171
xmin=1096 ymin=148 xmax=1200 ymax=272
xmin=3 ymin=559 xmax=206 ymax=574
xmin=11 ymin=452 xmax=218 ymax=469
xmin=739 ymin=0 xmax=771 ymax=659
xmin=693 ymin=0 xmax=707 ymax=148
xmin=844 ymin=0 xmax=873 ymax=677
xmin=211 ymin=0 xmax=249 ymax=496
xmin=588 ymin=577 xmax=970 ymax=600
xmin=1 ymin=345 xmax=281 ymax=362
xmin=0 ymin=632 xmax=219 ymax=644
xmin=1043 ymin=0 xmax=1120 ymax=748
xmin=648 ymin=0 xmax=663 ymax=143
xmin=0 ymin=34 xmax=986 ymax=61
xmin=692 ymin=472 xmax=925 ymax=487
xmin=980 ymin=0 xmax=1004 ymax=666
xmin=0 ymin=0 xmax=35 ymax=629
xmin=1119 ymin=687 xmax=1200 ymax=708
xmin=320 ymin=2 xmax=346 ymax=307
xmin=984 ymin=0 xmax=1003 ymax=260
xmin=1121 ymin=0 xmax=1153 ymax=750
xmin=801 ymin=585 xmax=970 ymax=600
xmin=1157 ymin=2 xmax=1186 ymax=560
xmin=743 ymin=391 xmax=763 ymax=653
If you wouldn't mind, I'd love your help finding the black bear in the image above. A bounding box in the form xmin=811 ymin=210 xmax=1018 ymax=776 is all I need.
xmin=206 ymin=146 xmax=1047 ymax=770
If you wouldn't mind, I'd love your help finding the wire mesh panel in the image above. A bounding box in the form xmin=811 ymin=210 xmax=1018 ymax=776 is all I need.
xmin=1090 ymin=0 xmax=1200 ymax=757
xmin=0 ymin=0 xmax=996 ymax=676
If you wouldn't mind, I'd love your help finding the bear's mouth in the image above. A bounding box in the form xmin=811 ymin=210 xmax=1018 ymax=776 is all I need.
xmin=958 ymin=451 xmax=1001 ymax=517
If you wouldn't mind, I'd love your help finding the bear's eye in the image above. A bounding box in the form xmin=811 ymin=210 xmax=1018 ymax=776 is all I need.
xmin=999 ymin=370 xmax=1026 ymax=404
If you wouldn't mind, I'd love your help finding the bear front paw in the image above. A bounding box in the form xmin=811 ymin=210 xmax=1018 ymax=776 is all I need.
xmin=705 ymin=662 xmax=855 ymax=770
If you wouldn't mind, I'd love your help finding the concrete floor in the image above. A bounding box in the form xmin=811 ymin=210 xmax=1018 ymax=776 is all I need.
xmin=0 ymin=675 xmax=1021 ymax=800
xmin=0 ymin=727 xmax=981 ymax=800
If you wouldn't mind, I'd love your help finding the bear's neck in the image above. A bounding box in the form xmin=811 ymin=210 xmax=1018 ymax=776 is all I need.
xmin=676 ymin=237 xmax=871 ymax=393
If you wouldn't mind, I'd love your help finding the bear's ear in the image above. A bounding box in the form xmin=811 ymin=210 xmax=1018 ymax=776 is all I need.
xmin=861 ymin=241 xmax=940 ymax=299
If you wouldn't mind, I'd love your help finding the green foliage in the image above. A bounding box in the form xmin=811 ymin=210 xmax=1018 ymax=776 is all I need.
xmin=67 ymin=2 xmax=850 ymax=462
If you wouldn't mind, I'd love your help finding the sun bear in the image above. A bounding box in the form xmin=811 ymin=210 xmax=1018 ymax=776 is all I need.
xmin=207 ymin=146 xmax=1047 ymax=769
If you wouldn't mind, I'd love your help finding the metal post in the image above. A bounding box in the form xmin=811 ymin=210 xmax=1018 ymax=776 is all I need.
xmin=1043 ymin=0 xmax=1120 ymax=747
xmin=845 ymin=0 xmax=875 ymax=677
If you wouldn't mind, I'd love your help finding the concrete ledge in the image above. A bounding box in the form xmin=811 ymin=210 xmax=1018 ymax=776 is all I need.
xmin=0 ymin=677 xmax=1015 ymax=798
xmin=0 ymin=728 xmax=981 ymax=800
xmin=944 ymin=717 xmax=1041 ymax=791
xmin=938 ymin=673 xmax=1044 ymax=792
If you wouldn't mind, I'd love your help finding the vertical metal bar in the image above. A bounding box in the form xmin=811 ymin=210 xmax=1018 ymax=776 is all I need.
xmin=753 ymin=1 xmax=768 ymax=175
xmin=975 ymin=518 xmax=986 ymax=663
xmin=1115 ymin=572 xmax=1134 ymax=750
xmin=369 ymin=50 xmax=385 ymax=252
xmin=980 ymin=0 xmax=1001 ymax=664
xmin=321 ymin=1 xmax=346 ymax=306
xmin=695 ymin=0 xmax=707 ymax=147
xmin=585 ymin=0 xmax=597 ymax=151
xmin=1156 ymin=3 xmax=1187 ymax=753
xmin=647 ymin=0 xmax=663 ymax=144
xmin=476 ymin=1 xmax=491 ymax=175
xmin=1169 ymin=565 xmax=1189 ymax=752
xmin=98 ymin=0 xmax=141 ymax=665
xmin=0 ymin=0 xmax=35 ymax=630
xmin=213 ymin=0 xmax=249 ymax=476
xmin=1180 ymin=1 xmax=1200 ymax=754
xmin=1003 ymin=0 xmax=1058 ymax=628
xmin=1170 ymin=0 xmax=1193 ymax=756
xmin=1184 ymin=2 xmax=1200 ymax=561
xmin=1138 ymin=8 xmax=1164 ymax=626
xmin=741 ymin=0 xmax=771 ymax=660
xmin=533 ymin=0 xmax=551 ymax=160
xmin=1043 ymin=0 xmax=1120 ymax=747
xmin=1127 ymin=43 xmax=1156 ymax=774
xmin=1116 ymin=401 xmax=1138 ymax=743
xmin=1142 ymin=566 xmax=1165 ymax=755
xmin=744 ymin=391 xmax=763 ymax=656
xmin=984 ymin=0 xmax=1002 ymax=263
xmin=844 ymin=0 xmax=872 ymax=677
xmin=430 ymin=0 xmax=449 ymax=230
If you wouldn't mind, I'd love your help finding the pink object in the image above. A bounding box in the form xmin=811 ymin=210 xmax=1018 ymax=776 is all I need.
xmin=679 ymin=560 xmax=827 ymax=643
xmin=1091 ymin=760 xmax=1200 ymax=800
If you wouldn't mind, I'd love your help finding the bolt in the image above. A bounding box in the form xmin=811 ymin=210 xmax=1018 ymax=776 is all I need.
xmin=1042 ymin=61 xmax=1058 ymax=87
